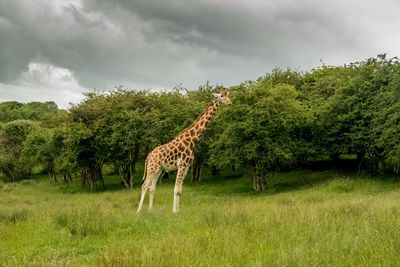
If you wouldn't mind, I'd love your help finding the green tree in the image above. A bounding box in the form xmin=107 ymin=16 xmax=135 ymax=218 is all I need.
xmin=370 ymin=56 xmax=400 ymax=172
xmin=0 ymin=120 xmax=36 ymax=180
xmin=105 ymin=90 xmax=154 ymax=188
xmin=0 ymin=101 xmax=59 ymax=122
xmin=301 ymin=65 xmax=357 ymax=161
xmin=210 ymin=79 xmax=308 ymax=191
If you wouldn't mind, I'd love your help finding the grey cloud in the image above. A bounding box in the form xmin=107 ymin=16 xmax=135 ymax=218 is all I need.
xmin=0 ymin=0 xmax=400 ymax=107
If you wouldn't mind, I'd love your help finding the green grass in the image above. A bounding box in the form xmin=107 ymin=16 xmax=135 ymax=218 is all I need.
xmin=1 ymin=170 xmax=400 ymax=266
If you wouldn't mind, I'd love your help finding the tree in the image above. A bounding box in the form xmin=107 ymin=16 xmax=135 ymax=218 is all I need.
xmin=0 ymin=101 xmax=58 ymax=122
xmin=0 ymin=120 xmax=36 ymax=180
xmin=370 ymin=56 xmax=400 ymax=172
xmin=210 ymin=79 xmax=308 ymax=191
xmin=301 ymin=65 xmax=357 ymax=161
xmin=105 ymin=90 xmax=153 ymax=188
xmin=300 ymin=55 xmax=400 ymax=171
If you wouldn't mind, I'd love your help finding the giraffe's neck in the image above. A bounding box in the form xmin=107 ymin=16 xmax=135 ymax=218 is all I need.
xmin=176 ymin=98 xmax=219 ymax=144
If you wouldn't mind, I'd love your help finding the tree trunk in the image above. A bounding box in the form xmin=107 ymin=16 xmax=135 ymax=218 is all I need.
xmin=377 ymin=156 xmax=385 ymax=172
xmin=118 ymin=144 xmax=140 ymax=188
xmin=9 ymin=170 xmax=15 ymax=182
xmin=81 ymin=169 xmax=87 ymax=187
xmin=4 ymin=168 xmax=15 ymax=182
xmin=118 ymin=161 xmax=136 ymax=189
xmin=372 ymin=148 xmax=385 ymax=173
xmin=253 ymin=173 xmax=266 ymax=192
xmin=356 ymin=151 xmax=365 ymax=171
xmin=99 ymin=168 xmax=105 ymax=190
xmin=81 ymin=165 xmax=104 ymax=190
xmin=118 ymin=164 xmax=130 ymax=188
xmin=252 ymin=163 xmax=271 ymax=192
xmin=48 ymin=169 xmax=57 ymax=184
xmin=192 ymin=155 xmax=205 ymax=182
xmin=128 ymin=160 xmax=135 ymax=188
xmin=210 ymin=165 xmax=219 ymax=176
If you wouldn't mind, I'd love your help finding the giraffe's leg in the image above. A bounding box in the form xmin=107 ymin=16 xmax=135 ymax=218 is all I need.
xmin=173 ymin=164 xmax=190 ymax=213
xmin=149 ymin=169 xmax=162 ymax=210
xmin=137 ymin=182 xmax=149 ymax=213
xmin=137 ymin=172 xmax=153 ymax=213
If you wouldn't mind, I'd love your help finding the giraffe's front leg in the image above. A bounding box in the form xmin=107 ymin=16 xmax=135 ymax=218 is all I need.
xmin=173 ymin=164 xmax=190 ymax=213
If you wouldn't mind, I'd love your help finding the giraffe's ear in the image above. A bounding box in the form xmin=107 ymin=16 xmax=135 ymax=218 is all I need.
xmin=213 ymin=93 xmax=221 ymax=98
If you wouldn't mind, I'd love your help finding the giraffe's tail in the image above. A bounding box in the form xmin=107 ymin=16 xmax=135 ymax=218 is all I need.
xmin=141 ymin=155 xmax=149 ymax=182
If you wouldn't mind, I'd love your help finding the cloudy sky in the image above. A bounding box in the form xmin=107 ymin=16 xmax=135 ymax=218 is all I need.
xmin=1 ymin=0 xmax=400 ymax=108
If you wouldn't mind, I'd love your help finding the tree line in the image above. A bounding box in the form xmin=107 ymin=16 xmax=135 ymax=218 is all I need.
xmin=1 ymin=55 xmax=400 ymax=191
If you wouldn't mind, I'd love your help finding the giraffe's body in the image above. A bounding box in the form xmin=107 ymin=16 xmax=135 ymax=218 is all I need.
xmin=137 ymin=88 xmax=232 ymax=213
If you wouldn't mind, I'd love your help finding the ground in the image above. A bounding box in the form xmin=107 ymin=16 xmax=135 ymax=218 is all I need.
xmin=1 ymin=169 xmax=400 ymax=266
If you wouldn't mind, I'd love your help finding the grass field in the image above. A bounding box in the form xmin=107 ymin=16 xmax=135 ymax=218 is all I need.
xmin=1 ymin=169 xmax=400 ymax=266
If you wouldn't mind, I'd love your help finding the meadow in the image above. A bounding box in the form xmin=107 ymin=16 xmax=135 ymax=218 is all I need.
xmin=1 ymin=169 xmax=400 ymax=267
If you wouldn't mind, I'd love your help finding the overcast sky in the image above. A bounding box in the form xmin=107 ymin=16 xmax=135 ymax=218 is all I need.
xmin=1 ymin=0 xmax=400 ymax=108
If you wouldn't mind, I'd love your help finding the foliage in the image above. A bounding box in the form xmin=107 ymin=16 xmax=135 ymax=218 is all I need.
xmin=2 ymin=55 xmax=400 ymax=190
xmin=0 ymin=120 xmax=36 ymax=180
xmin=0 ymin=101 xmax=58 ymax=122
xmin=210 ymin=79 xmax=309 ymax=190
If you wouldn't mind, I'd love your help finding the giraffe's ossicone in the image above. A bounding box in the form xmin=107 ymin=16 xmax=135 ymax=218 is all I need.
xmin=137 ymin=87 xmax=232 ymax=213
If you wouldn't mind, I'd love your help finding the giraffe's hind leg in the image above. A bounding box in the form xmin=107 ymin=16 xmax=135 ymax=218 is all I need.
xmin=149 ymin=169 xmax=163 ymax=210
xmin=137 ymin=176 xmax=151 ymax=213
xmin=137 ymin=167 xmax=163 ymax=213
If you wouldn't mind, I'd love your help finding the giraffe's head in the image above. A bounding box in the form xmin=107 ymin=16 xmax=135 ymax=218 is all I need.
xmin=213 ymin=87 xmax=232 ymax=106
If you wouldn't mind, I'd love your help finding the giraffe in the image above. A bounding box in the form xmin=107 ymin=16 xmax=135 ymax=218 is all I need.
xmin=137 ymin=87 xmax=232 ymax=213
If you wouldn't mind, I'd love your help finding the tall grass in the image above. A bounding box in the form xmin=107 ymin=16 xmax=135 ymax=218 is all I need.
xmin=1 ymin=170 xmax=400 ymax=266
